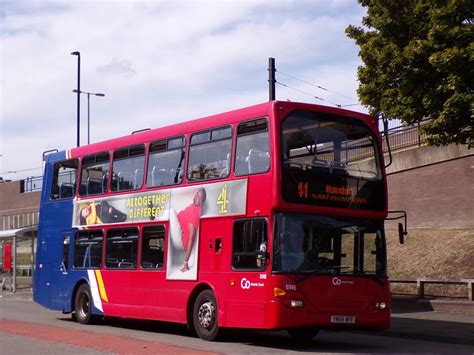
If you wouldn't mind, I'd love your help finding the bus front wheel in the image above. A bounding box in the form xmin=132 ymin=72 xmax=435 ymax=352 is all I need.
xmin=193 ymin=290 xmax=219 ymax=341
xmin=74 ymin=284 xmax=94 ymax=324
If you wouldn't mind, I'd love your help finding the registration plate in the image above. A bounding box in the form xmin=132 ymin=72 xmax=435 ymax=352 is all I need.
xmin=330 ymin=315 xmax=356 ymax=324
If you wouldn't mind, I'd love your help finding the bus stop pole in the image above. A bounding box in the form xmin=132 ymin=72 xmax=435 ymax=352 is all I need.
xmin=12 ymin=235 xmax=17 ymax=293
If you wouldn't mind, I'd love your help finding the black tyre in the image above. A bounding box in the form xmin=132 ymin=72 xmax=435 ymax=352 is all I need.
xmin=193 ymin=290 xmax=219 ymax=341
xmin=288 ymin=328 xmax=319 ymax=342
xmin=74 ymin=283 xmax=94 ymax=324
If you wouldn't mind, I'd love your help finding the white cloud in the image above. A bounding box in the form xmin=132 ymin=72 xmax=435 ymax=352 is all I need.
xmin=0 ymin=0 xmax=367 ymax=179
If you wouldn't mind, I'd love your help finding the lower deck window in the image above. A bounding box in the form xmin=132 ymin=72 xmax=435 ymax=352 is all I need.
xmin=105 ymin=228 xmax=138 ymax=269
xmin=73 ymin=230 xmax=103 ymax=269
xmin=232 ymin=219 xmax=268 ymax=270
xmin=141 ymin=225 xmax=165 ymax=269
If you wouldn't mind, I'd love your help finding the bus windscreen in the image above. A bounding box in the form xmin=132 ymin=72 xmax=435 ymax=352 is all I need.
xmin=272 ymin=213 xmax=387 ymax=277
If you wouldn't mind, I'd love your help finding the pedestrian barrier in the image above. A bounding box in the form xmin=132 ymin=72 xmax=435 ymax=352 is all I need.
xmin=390 ymin=278 xmax=473 ymax=301
xmin=16 ymin=265 xmax=33 ymax=277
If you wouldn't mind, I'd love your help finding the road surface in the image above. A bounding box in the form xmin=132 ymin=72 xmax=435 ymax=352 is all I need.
xmin=1 ymin=297 xmax=473 ymax=354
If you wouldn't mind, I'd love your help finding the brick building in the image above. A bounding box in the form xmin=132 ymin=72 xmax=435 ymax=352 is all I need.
xmin=0 ymin=179 xmax=41 ymax=231
xmin=386 ymin=144 xmax=474 ymax=229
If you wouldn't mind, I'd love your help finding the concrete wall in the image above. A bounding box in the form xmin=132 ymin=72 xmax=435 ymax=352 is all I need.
xmin=387 ymin=145 xmax=474 ymax=229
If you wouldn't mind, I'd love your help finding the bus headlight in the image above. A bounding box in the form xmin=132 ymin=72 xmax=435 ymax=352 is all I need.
xmin=375 ymin=301 xmax=387 ymax=310
xmin=291 ymin=300 xmax=304 ymax=308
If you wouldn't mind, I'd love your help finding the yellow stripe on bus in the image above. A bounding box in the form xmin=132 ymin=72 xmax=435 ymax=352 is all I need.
xmin=95 ymin=270 xmax=109 ymax=302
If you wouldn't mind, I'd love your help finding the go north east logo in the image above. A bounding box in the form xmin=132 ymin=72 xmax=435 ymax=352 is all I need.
xmin=240 ymin=278 xmax=264 ymax=289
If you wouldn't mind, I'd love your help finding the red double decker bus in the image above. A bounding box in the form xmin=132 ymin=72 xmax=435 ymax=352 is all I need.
xmin=34 ymin=100 xmax=392 ymax=341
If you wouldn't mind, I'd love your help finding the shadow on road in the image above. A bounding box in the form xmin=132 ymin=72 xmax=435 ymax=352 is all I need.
xmin=56 ymin=312 xmax=473 ymax=351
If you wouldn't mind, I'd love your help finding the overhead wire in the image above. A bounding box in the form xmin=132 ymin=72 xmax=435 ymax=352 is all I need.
xmin=0 ymin=166 xmax=43 ymax=175
xmin=275 ymin=70 xmax=362 ymax=109
xmin=276 ymin=81 xmax=344 ymax=107
xmin=276 ymin=70 xmax=358 ymax=102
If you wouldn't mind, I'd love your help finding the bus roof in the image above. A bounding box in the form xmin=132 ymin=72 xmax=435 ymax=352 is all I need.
xmin=66 ymin=101 xmax=373 ymax=159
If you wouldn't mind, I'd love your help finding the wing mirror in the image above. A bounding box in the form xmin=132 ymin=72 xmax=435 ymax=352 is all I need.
xmin=387 ymin=211 xmax=408 ymax=244
xmin=398 ymin=222 xmax=407 ymax=244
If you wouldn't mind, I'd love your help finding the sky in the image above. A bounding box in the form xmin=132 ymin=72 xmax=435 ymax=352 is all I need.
xmin=0 ymin=0 xmax=367 ymax=181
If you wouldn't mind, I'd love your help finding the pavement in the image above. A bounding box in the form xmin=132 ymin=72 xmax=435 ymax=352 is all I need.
xmin=376 ymin=295 xmax=474 ymax=346
xmin=1 ymin=288 xmax=473 ymax=346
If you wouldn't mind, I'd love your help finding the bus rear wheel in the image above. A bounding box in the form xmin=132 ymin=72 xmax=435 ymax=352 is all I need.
xmin=74 ymin=284 xmax=94 ymax=324
xmin=193 ymin=290 xmax=219 ymax=341
xmin=288 ymin=328 xmax=319 ymax=342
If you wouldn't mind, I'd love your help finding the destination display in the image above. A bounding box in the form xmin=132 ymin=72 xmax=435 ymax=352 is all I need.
xmin=282 ymin=170 xmax=385 ymax=210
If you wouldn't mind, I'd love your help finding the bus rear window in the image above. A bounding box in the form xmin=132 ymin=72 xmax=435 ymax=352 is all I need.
xmin=51 ymin=159 xmax=78 ymax=200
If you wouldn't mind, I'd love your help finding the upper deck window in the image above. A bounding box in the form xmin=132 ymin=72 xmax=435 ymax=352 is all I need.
xmin=111 ymin=145 xmax=145 ymax=192
xmin=234 ymin=118 xmax=270 ymax=176
xmin=146 ymin=136 xmax=185 ymax=188
xmin=187 ymin=126 xmax=232 ymax=182
xmin=51 ymin=159 xmax=78 ymax=200
xmin=281 ymin=110 xmax=384 ymax=210
xmin=79 ymin=152 xmax=110 ymax=196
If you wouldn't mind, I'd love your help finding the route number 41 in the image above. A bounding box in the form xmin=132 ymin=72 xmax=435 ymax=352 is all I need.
xmin=298 ymin=181 xmax=309 ymax=199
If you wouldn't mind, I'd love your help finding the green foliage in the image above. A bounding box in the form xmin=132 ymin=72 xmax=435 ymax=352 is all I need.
xmin=347 ymin=0 xmax=473 ymax=147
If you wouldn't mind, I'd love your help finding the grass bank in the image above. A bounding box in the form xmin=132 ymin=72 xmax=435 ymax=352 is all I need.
xmin=386 ymin=229 xmax=474 ymax=298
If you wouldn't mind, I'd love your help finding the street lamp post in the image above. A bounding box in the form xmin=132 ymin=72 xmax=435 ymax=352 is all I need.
xmin=71 ymin=51 xmax=81 ymax=147
xmin=72 ymin=90 xmax=105 ymax=145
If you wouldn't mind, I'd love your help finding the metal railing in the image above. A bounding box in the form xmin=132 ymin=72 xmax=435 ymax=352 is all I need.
xmin=390 ymin=278 xmax=473 ymax=301
xmin=381 ymin=118 xmax=430 ymax=155
xmin=342 ymin=119 xmax=430 ymax=163
xmin=21 ymin=176 xmax=43 ymax=193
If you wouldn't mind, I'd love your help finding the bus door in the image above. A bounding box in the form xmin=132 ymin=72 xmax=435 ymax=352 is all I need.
xmin=34 ymin=230 xmax=52 ymax=308
xmin=51 ymin=230 xmax=74 ymax=310
xmin=226 ymin=218 xmax=269 ymax=328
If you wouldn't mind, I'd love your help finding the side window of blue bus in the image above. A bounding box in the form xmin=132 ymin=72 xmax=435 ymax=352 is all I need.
xmin=73 ymin=230 xmax=103 ymax=269
xmin=141 ymin=225 xmax=165 ymax=270
xmin=105 ymin=228 xmax=138 ymax=269
xmin=51 ymin=159 xmax=78 ymax=200
xmin=234 ymin=118 xmax=270 ymax=176
xmin=146 ymin=136 xmax=185 ymax=188
xmin=232 ymin=218 xmax=268 ymax=270
xmin=111 ymin=145 xmax=145 ymax=192
xmin=188 ymin=126 xmax=232 ymax=181
xmin=79 ymin=152 xmax=110 ymax=196
xmin=62 ymin=236 xmax=70 ymax=271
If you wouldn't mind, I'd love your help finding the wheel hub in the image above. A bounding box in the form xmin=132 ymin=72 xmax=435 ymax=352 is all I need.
xmin=79 ymin=292 xmax=90 ymax=318
xmin=198 ymin=301 xmax=215 ymax=329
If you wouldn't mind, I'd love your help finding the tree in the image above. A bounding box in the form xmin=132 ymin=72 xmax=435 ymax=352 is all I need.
xmin=346 ymin=0 xmax=473 ymax=147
